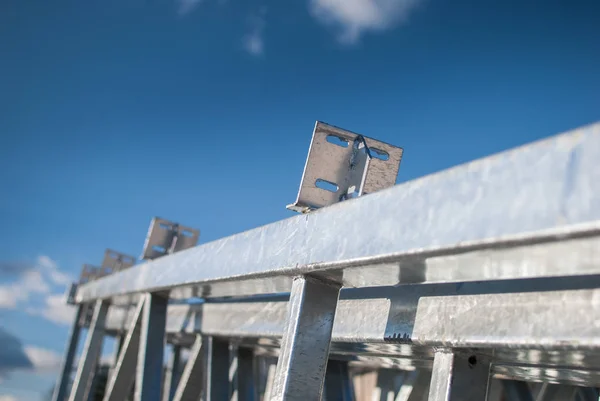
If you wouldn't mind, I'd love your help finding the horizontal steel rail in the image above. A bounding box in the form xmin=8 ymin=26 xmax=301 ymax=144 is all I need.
xmin=56 ymin=121 xmax=600 ymax=401
xmin=76 ymin=122 xmax=600 ymax=302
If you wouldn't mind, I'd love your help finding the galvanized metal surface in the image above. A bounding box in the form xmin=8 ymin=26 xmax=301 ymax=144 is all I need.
xmin=75 ymin=122 xmax=600 ymax=303
xmin=103 ymin=299 xmax=145 ymax=401
xmin=52 ymin=305 xmax=83 ymax=401
xmin=270 ymin=276 xmax=341 ymax=401
xmin=135 ymin=293 xmax=168 ymax=401
xmin=141 ymin=217 xmax=200 ymax=260
xmin=427 ymin=352 xmax=490 ymax=401
xmin=286 ymin=121 xmax=403 ymax=212
xmin=59 ymin=121 xmax=600 ymax=400
xmin=101 ymin=249 xmax=136 ymax=274
xmin=69 ymin=300 xmax=109 ymax=401
xmin=172 ymin=336 xmax=203 ymax=401
xmin=162 ymin=345 xmax=182 ymax=401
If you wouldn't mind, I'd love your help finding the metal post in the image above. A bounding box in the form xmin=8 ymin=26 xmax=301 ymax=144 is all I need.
xmin=236 ymin=347 xmax=257 ymax=401
xmin=112 ymin=335 xmax=125 ymax=365
xmin=324 ymin=360 xmax=355 ymax=401
xmin=173 ymin=336 xmax=204 ymax=401
xmin=135 ymin=293 xmax=168 ymax=401
xmin=52 ymin=305 xmax=84 ymax=401
xmin=85 ymin=359 xmax=101 ymax=401
xmin=270 ymin=275 xmax=342 ymax=401
xmin=203 ymin=336 xmax=230 ymax=401
xmin=69 ymin=300 xmax=110 ymax=401
xmin=263 ymin=362 xmax=277 ymax=401
xmin=427 ymin=352 xmax=490 ymax=401
xmin=103 ymin=298 xmax=145 ymax=401
xmin=162 ymin=345 xmax=182 ymax=401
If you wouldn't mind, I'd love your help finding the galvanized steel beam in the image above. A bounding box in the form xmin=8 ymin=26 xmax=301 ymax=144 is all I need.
xmin=270 ymin=276 xmax=341 ymax=401
xmin=173 ymin=336 xmax=203 ymax=401
xmin=135 ymin=293 xmax=168 ymax=401
xmin=69 ymin=300 xmax=109 ymax=401
xmin=103 ymin=298 xmax=145 ymax=401
xmin=52 ymin=305 xmax=84 ymax=401
xmin=75 ymin=123 xmax=600 ymax=302
xmin=427 ymin=352 xmax=491 ymax=401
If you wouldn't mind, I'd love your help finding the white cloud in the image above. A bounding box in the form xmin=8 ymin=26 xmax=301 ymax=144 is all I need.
xmin=243 ymin=8 xmax=267 ymax=56
xmin=0 ymin=270 xmax=50 ymax=309
xmin=23 ymin=346 xmax=62 ymax=373
xmin=21 ymin=270 xmax=51 ymax=294
xmin=0 ymin=287 xmax=19 ymax=308
xmin=0 ymin=395 xmax=20 ymax=401
xmin=38 ymin=256 xmax=72 ymax=286
xmin=1 ymin=255 xmax=76 ymax=326
xmin=26 ymin=294 xmax=75 ymax=326
xmin=310 ymin=0 xmax=421 ymax=43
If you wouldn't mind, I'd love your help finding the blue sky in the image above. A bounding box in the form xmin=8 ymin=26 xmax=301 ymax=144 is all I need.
xmin=1 ymin=0 xmax=599 ymax=399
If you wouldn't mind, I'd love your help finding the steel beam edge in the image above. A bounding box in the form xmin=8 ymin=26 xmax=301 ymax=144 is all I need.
xmin=74 ymin=122 xmax=600 ymax=302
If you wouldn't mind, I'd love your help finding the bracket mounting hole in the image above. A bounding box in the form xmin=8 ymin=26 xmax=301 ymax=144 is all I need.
xmin=326 ymin=135 xmax=349 ymax=148
xmin=315 ymin=179 xmax=339 ymax=192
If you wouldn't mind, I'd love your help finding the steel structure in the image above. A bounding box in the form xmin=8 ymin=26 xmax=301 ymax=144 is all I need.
xmin=53 ymin=121 xmax=600 ymax=401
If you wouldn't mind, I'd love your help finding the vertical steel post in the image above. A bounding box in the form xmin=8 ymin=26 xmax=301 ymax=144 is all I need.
xmin=162 ymin=345 xmax=182 ymax=401
xmin=270 ymin=275 xmax=342 ymax=401
xmin=262 ymin=362 xmax=277 ymax=401
xmin=103 ymin=298 xmax=145 ymax=401
xmin=68 ymin=300 xmax=110 ymax=401
xmin=52 ymin=305 xmax=84 ymax=401
xmin=135 ymin=293 xmax=168 ymax=401
xmin=203 ymin=336 xmax=230 ymax=401
xmin=427 ymin=352 xmax=490 ymax=401
xmin=173 ymin=336 xmax=204 ymax=401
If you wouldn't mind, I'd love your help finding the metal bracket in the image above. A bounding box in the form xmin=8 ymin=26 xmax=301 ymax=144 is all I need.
xmin=79 ymin=249 xmax=136 ymax=284
xmin=287 ymin=121 xmax=403 ymax=213
xmin=101 ymin=249 xmax=136 ymax=274
xmin=80 ymin=264 xmax=101 ymax=284
xmin=66 ymin=283 xmax=78 ymax=305
xmin=141 ymin=217 xmax=200 ymax=260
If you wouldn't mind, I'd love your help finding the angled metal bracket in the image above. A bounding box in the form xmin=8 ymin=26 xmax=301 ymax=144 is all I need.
xmin=79 ymin=249 xmax=136 ymax=284
xmin=287 ymin=121 xmax=403 ymax=213
xmin=80 ymin=264 xmax=101 ymax=284
xmin=65 ymin=283 xmax=78 ymax=305
xmin=103 ymin=298 xmax=146 ymax=401
xmin=141 ymin=217 xmax=200 ymax=260
xmin=101 ymin=249 xmax=136 ymax=275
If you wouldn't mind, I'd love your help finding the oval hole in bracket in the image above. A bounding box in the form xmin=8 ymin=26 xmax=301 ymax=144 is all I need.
xmin=326 ymin=135 xmax=349 ymax=148
xmin=152 ymin=245 xmax=167 ymax=254
xmin=315 ymin=179 xmax=339 ymax=193
xmin=370 ymin=147 xmax=389 ymax=161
